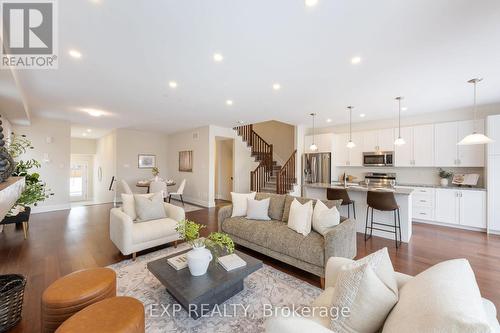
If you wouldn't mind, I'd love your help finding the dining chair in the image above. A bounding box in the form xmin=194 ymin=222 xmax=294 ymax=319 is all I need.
xmin=169 ymin=179 xmax=186 ymax=206
xmin=149 ymin=180 xmax=168 ymax=201
xmin=120 ymin=179 xmax=133 ymax=194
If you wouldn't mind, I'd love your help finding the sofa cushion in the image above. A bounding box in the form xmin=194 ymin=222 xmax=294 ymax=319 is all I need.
xmin=134 ymin=192 xmax=166 ymax=222
xmin=131 ymin=217 xmax=178 ymax=244
xmin=382 ymin=259 xmax=491 ymax=333
xmin=121 ymin=193 xmax=154 ymax=220
xmin=287 ymin=199 xmax=313 ymax=236
xmin=221 ymin=217 xmax=325 ymax=267
xmin=246 ymin=198 xmax=271 ymax=221
xmin=282 ymin=195 xmax=342 ymax=222
xmin=231 ymin=192 xmax=256 ymax=217
xmin=256 ymin=192 xmax=286 ymax=220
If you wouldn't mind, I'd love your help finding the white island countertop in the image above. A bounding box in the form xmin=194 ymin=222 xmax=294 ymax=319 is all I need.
xmin=303 ymin=182 xmax=414 ymax=195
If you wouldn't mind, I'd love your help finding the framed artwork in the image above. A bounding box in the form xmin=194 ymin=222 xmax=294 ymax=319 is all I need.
xmin=138 ymin=154 xmax=156 ymax=168
xmin=179 ymin=150 xmax=193 ymax=172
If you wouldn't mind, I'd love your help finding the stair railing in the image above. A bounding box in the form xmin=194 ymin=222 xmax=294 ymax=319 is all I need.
xmin=235 ymin=125 xmax=273 ymax=192
xmin=277 ymin=150 xmax=297 ymax=194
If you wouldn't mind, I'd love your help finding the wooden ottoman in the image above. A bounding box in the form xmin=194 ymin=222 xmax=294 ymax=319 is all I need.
xmin=55 ymin=296 xmax=145 ymax=333
xmin=41 ymin=268 xmax=116 ymax=333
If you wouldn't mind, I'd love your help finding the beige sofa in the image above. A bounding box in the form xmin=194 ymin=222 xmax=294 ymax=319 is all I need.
xmin=218 ymin=193 xmax=357 ymax=279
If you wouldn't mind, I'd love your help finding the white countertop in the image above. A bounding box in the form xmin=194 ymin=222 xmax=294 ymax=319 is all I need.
xmin=303 ymin=182 xmax=414 ymax=195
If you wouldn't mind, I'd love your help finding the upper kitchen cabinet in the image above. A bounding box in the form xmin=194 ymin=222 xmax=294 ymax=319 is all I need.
xmin=304 ymin=133 xmax=334 ymax=153
xmin=395 ymin=124 xmax=434 ymax=167
xmin=434 ymin=120 xmax=484 ymax=167
xmin=487 ymin=115 xmax=500 ymax=156
xmin=333 ymin=132 xmax=363 ymax=166
xmin=362 ymin=128 xmax=394 ymax=152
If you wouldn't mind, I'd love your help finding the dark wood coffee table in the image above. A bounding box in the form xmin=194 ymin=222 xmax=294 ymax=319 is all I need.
xmin=147 ymin=249 xmax=262 ymax=319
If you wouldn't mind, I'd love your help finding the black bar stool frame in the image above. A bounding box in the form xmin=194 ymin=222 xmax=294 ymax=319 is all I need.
xmin=364 ymin=190 xmax=402 ymax=248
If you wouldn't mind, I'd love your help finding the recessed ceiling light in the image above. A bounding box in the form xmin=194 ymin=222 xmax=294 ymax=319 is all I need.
xmin=80 ymin=108 xmax=106 ymax=117
xmin=305 ymin=0 xmax=319 ymax=7
xmin=351 ymin=56 xmax=362 ymax=64
xmin=226 ymin=100 xmax=233 ymax=106
xmin=69 ymin=49 xmax=82 ymax=59
xmin=86 ymin=129 xmax=92 ymax=132
xmin=169 ymin=81 xmax=178 ymax=88
xmin=213 ymin=53 xmax=224 ymax=62
xmin=360 ymin=113 xmax=366 ymax=118
xmin=82 ymin=133 xmax=87 ymax=137
xmin=272 ymin=83 xmax=281 ymax=90
xmin=326 ymin=118 xmax=332 ymax=123
xmin=401 ymin=107 xmax=408 ymax=111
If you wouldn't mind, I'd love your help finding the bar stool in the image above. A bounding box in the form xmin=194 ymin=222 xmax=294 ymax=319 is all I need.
xmin=327 ymin=188 xmax=356 ymax=219
xmin=365 ymin=190 xmax=402 ymax=248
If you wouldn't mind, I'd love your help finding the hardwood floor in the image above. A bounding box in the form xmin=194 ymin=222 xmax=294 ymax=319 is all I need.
xmin=1 ymin=201 xmax=499 ymax=332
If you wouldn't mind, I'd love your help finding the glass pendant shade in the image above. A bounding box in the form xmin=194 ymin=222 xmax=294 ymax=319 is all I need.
xmin=457 ymin=133 xmax=493 ymax=145
xmin=394 ymin=137 xmax=406 ymax=146
xmin=309 ymin=113 xmax=318 ymax=151
xmin=346 ymin=140 xmax=356 ymax=149
xmin=309 ymin=143 xmax=318 ymax=151
xmin=457 ymin=78 xmax=494 ymax=145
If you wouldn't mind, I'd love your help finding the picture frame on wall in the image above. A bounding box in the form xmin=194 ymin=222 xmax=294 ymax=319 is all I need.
xmin=138 ymin=154 xmax=156 ymax=168
xmin=179 ymin=150 xmax=193 ymax=172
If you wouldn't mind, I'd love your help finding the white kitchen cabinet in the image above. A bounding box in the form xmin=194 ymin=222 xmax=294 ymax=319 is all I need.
xmin=378 ymin=128 xmax=395 ymax=151
xmin=488 ymin=154 xmax=500 ymax=232
xmin=395 ymin=124 xmax=434 ymax=167
xmin=487 ymin=115 xmax=500 ymax=156
xmin=460 ymin=190 xmax=486 ymax=228
xmin=305 ymin=133 xmax=334 ymax=153
xmin=435 ymin=189 xmax=459 ymax=224
xmin=395 ymin=127 xmax=413 ymax=167
xmin=434 ymin=120 xmax=484 ymax=167
xmin=457 ymin=120 xmax=484 ymax=167
xmin=362 ymin=129 xmax=394 ymax=152
xmin=349 ymin=132 xmax=364 ymax=166
xmin=413 ymin=124 xmax=435 ymax=166
xmin=434 ymin=122 xmax=458 ymax=167
xmin=435 ymin=188 xmax=486 ymax=228
xmin=333 ymin=133 xmax=363 ymax=166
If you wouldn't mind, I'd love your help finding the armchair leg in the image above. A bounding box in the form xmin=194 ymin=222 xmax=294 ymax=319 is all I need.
xmin=320 ymin=277 xmax=325 ymax=289
xmin=180 ymin=195 xmax=185 ymax=206
xmin=132 ymin=252 xmax=137 ymax=261
xmin=174 ymin=240 xmax=178 ymax=248
xmin=168 ymin=195 xmax=171 ymax=203
xmin=22 ymin=221 xmax=28 ymax=240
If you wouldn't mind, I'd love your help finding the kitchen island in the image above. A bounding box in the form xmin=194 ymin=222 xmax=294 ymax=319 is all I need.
xmin=303 ymin=183 xmax=414 ymax=243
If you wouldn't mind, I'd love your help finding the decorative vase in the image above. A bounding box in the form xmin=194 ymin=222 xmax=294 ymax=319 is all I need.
xmin=440 ymin=178 xmax=449 ymax=186
xmin=187 ymin=245 xmax=212 ymax=276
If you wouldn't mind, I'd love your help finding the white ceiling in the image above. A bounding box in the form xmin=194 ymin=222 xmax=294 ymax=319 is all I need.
xmin=13 ymin=0 xmax=500 ymax=134
xmin=70 ymin=124 xmax=111 ymax=139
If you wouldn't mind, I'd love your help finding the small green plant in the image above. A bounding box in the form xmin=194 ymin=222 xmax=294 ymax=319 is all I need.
xmin=176 ymin=219 xmax=235 ymax=258
xmin=438 ymin=168 xmax=453 ymax=179
xmin=152 ymin=167 xmax=159 ymax=177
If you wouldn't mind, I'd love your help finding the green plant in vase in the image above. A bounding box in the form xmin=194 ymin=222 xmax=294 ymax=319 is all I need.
xmin=152 ymin=167 xmax=159 ymax=178
xmin=175 ymin=219 xmax=235 ymax=276
xmin=438 ymin=168 xmax=453 ymax=187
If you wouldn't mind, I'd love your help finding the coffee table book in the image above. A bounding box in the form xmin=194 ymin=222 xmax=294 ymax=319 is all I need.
xmin=167 ymin=253 xmax=188 ymax=270
xmin=217 ymin=253 xmax=247 ymax=271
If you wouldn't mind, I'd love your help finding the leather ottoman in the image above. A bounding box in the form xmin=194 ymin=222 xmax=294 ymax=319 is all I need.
xmin=41 ymin=268 xmax=116 ymax=333
xmin=55 ymin=296 xmax=145 ymax=333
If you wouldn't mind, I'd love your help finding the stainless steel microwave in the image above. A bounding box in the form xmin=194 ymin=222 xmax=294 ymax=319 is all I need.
xmin=363 ymin=151 xmax=394 ymax=167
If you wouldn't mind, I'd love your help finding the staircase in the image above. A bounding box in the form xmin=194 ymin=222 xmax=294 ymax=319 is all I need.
xmin=235 ymin=124 xmax=296 ymax=194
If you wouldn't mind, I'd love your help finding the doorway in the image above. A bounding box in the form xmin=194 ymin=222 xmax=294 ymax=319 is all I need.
xmin=70 ymin=155 xmax=94 ymax=202
xmin=215 ymin=138 xmax=234 ymax=201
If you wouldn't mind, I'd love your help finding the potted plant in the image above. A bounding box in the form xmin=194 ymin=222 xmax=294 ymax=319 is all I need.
xmin=175 ymin=219 xmax=234 ymax=276
xmin=152 ymin=167 xmax=160 ymax=181
xmin=438 ymin=168 xmax=453 ymax=186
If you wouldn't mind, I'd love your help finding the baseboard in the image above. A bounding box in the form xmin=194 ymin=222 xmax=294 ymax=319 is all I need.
xmin=176 ymin=196 xmax=213 ymax=208
xmin=413 ymin=219 xmax=486 ymax=232
xmin=488 ymin=229 xmax=500 ymax=235
xmin=31 ymin=203 xmax=71 ymax=214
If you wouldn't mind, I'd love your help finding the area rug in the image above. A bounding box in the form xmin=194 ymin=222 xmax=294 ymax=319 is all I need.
xmin=168 ymin=199 xmax=203 ymax=213
xmin=108 ymin=245 xmax=322 ymax=332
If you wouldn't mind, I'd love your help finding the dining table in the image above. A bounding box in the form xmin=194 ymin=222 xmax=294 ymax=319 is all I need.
xmin=136 ymin=181 xmax=176 ymax=193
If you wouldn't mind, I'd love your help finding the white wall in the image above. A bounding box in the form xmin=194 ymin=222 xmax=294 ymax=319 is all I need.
xmin=71 ymin=138 xmax=97 ymax=155
xmin=13 ymin=118 xmax=71 ymax=213
xmin=94 ymin=131 xmax=116 ymax=204
xmin=115 ymin=129 xmax=168 ymax=196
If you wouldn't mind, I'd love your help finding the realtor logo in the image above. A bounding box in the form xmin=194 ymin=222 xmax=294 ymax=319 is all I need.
xmin=1 ymin=0 xmax=58 ymax=69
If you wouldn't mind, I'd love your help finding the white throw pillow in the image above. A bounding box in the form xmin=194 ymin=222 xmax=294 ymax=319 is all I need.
xmin=382 ymin=259 xmax=491 ymax=333
xmin=134 ymin=192 xmax=166 ymax=222
xmin=246 ymin=198 xmax=271 ymax=221
xmin=230 ymin=192 xmax=256 ymax=217
xmin=121 ymin=193 xmax=155 ymax=220
xmin=312 ymin=200 xmax=340 ymax=235
xmin=287 ymin=198 xmax=313 ymax=236
xmin=330 ymin=248 xmax=399 ymax=333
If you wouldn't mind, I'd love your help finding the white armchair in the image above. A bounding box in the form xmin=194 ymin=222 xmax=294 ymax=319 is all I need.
xmin=110 ymin=202 xmax=185 ymax=260
xmin=265 ymin=257 xmax=500 ymax=333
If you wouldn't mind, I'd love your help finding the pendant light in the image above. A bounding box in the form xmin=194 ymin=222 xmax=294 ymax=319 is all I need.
xmin=457 ymin=78 xmax=494 ymax=145
xmin=394 ymin=96 xmax=406 ymax=146
xmin=346 ymin=106 xmax=356 ymax=148
xmin=309 ymin=113 xmax=318 ymax=151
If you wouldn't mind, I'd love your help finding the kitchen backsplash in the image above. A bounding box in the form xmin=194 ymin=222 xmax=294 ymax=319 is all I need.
xmin=334 ymin=166 xmax=485 ymax=187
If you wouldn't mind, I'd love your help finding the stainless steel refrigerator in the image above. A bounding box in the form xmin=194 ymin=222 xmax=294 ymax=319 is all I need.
xmin=302 ymin=153 xmax=331 ymax=184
